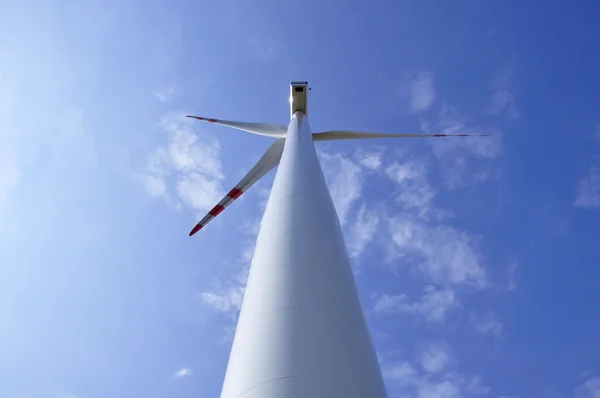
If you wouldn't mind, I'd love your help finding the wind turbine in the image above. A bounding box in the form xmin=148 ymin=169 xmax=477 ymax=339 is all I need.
xmin=187 ymin=81 xmax=487 ymax=398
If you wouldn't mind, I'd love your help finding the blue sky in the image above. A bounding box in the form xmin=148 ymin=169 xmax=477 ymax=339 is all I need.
xmin=1 ymin=0 xmax=600 ymax=397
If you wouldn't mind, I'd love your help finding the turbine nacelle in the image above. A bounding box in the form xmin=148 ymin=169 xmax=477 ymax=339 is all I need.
xmin=290 ymin=81 xmax=309 ymax=118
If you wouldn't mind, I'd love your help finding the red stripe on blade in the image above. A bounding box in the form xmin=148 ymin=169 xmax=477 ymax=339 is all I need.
xmin=209 ymin=204 xmax=225 ymax=217
xmin=434 ymin=134 xmax=446 ymax=137
xmin=189 ymin=224 xmax=203 ymax=236
xmin=208 ymin=119 xmax=217 ymax=123
xmin=227 ymin=188 xmax=244 ymax=199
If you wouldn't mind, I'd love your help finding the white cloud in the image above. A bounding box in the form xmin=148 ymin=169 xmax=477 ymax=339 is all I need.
xmin=463 ymin=376 xmax=490 ymax=396
xmin=200 ymin=256 xmax=250 ymax=315
xmin=173 ymin=367 xmax=192 ymax=378
xmin=158 ymin=115 xmax=222 ymax=177
xmin=418 ymin=379 xmax=461 ymax=398
xmin=490 ymin=89 xmax=519 ymax=120
xmin=138 ymin=112 xmax=224 ymax=213
xmin=154 ymin=85 xmax=178 ymax=102
xmin=434 ymin=105 xmax=503 ymax=160
xmin=200 ymin=289 xmax=244 ymax=313
xmin=388 ymin=217 xmax=487 ymax=288
xmin=347 ymin=204 xmax=380 ymax=258
xmin=383 ymin=351 xmax=489 ymax=398
xmin=177 ymin=172 xmax=223 ymax=211
xmin=488 ymin=65 xmax=520 ymax=121
xmin=200 ymin=220 xmax=258 ymax=316
xmin=359 ymin=151 xmax=383 ymax=170
xmin=139 ymin=174 xmax=167 ymax=198
xmin=417 ymin=374 xmax=488 ymax=398
xmin=423 ymin=104 xmax=503 ymax=190
xmin=319 ymin=151 xmax=363 ymax=225
xmin=575 ymin=377 xmax=600 ymax=398
xmin=386 ymin=160 xmax=428 ymax=182
xmin=473 ymin=312 xmax=503 ymax=336
xmin=418 ymin=342 xmax=452 ymax=374
xmin=574 ymin=165 xmax=600 ymax=209
xmin=383 ymin=361 xmax=419 ymax=385
xmin=375 ymin=285 xmax=460 ymax=323
xmin=408 ymin=71 xmax=436 ymax=114
xmin=386 ymin=161 xmax=438 ymax=219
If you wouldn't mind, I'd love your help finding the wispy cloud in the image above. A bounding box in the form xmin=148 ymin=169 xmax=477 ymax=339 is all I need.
xmin=139 ymin=174 xmax=167 ymax=198
xmin=357 ymin=151 xmax=383 ymax=170
xmin=488 ymin=65 xmax=520 ymax=121
xmin=385 ymin=160 xmax=439 ymax=219
xmin=374 ymin=148 xmax=492 ymax=331
xmin=173 ymin=367 xmax=192 ymax=378
xmin=319 ymin=151 xmax=364 ymax=225
xmin=200 ymin=289 xmax=244 ymax=313
xmin=383 ymin=344 xmax=488 ymax=398
xmin=375 ymin=285 xmax=460 ymax=323
xmin=574 ymin=376 xmax=600 ymax=398
xmin=472 ymin=312 xmax=503 ymax=336
xmin=419 ymin=102 xmax=503 ymax=190
xmin=200 ymin=218 xmax=259 ymax=317
xmin=384 ymin=365 xmax=488 ymax=398
xmin=347 ymin=204 xmax=380 ymax=259
xmin=137 ymin=112 xmax=224 ymax=214
xmin=383 ymin=361 xmax=419 ymax=386
xmin=200 ymin=253 xmax=250 ymax=316
xmin=433 ymin=105 xmax=502 ymax=160
xmin=574 ymin=165 xmax=600 ymax=209
xmin=153 ymin=84 xmax=178 ymax=102
xmin=418 ymin=342 xmax=453 ymax=374
xmin=388 ymin=217 xmax=487 ymax=288
xmin=407 ymin=71 xmax=436 ymax=114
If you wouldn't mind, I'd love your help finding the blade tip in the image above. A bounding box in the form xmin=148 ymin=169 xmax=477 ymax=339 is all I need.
xmin=189 ymin=224 xmax=203 ymax=236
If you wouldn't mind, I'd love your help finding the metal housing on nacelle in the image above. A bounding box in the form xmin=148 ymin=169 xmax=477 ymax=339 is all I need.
xmin=290 ymin=81 xmax=308 ymax=117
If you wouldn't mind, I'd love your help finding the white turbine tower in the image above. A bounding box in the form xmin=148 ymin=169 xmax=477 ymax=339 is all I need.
xmin=187 ymin=81 xmax=487 ymax=398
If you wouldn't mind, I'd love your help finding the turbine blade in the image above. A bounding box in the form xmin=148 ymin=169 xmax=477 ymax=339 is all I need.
xmin=186 ymin=115 xmax=287 ymax=138
xmin=188 ymin=138 xmax=286 ymax=236
xmin=312 ymin=130 xmax=489 ymax=141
